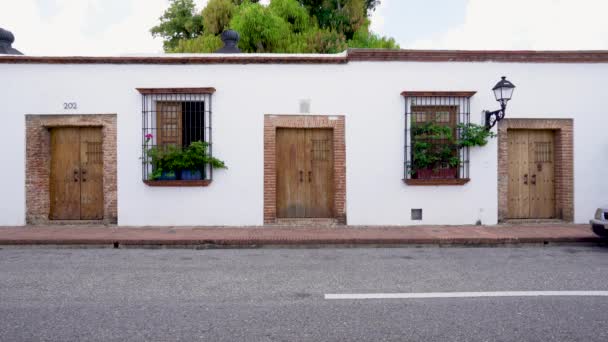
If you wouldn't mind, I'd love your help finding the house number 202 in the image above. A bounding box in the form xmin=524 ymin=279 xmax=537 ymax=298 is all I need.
xmin=63 ymin=102 xmax=78 ymax=110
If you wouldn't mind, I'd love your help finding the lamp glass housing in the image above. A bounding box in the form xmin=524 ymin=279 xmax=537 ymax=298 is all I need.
xmin=493 ymin=86 xmax=514 ymax=102
xmin=492 ymin=76 xmax=516 ymax=102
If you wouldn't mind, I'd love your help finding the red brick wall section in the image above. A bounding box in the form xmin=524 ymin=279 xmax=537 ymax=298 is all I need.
xmin=264 ymin=115 xmax=346 ymax=224
xmin=25 ymin=114 xmax=118 ymax=224
xmin=497 ymin=119 xmax=574 ymax=222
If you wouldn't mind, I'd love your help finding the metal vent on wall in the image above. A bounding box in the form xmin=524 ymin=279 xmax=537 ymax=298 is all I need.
xmin=411 ymin=209 xmax=423 ymax=221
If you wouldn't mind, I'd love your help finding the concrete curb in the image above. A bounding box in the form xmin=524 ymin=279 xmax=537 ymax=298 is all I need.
xmin=0 ymin=237 xmax=605 ymax=248
xmin=0 ymin=224 xmax=603 ymax=248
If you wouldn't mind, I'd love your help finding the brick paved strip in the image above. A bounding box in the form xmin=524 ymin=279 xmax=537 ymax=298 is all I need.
xmin=0 ymin=225 xmax=603 ymax=247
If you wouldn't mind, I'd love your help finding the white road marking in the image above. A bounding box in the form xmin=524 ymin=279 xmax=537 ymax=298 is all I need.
xmin=324 ymin=291 xmax=608 ymax=300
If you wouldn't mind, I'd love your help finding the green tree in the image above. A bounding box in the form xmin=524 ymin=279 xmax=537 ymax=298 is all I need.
xmin=348 ymin=19 xmax=398 ymax=49
xmin=150 ymin=0 xmax=204 ymax=50
xmin=298 ymin=0 xmax=367 ymax=39
xmin=232 ymin=0 xmax=260 ymax=4
xmin=203 ymin=0 xmax=237 ymax=35
xmin=171 ymin=35 xmax=223 ymax=53
xmin=152 ymin=0 xmax=397 ymax=53
xmin=364 ymin=0 xmax=381 ymax=14
xmin=304 ymin=27 xmax=347 ymax=53
xmin=268 ymin=0 xmax=311 ymax=33
xmin=230 ymin=2 xmax=292 ymax=52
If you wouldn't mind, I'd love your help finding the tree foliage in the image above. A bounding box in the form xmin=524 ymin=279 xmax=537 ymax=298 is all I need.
xmin=171 ymin=34 xmax=223 ymax=53
xmin=150 ymin=0 xmax=204 ymax=50
xmin=269 ymin=0 xmax=311 ymax=33
xmin=203 ymin=0 xmax=236 ymax=35
xmin=348 ymin=19 xmax=398 ymax=49
xmin=230 ymin=2 xmax=292 ymax=52
xmin=152 ymin=0 xmax=398 ymax=53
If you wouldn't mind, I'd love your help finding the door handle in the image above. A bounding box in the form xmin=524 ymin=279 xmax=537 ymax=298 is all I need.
xmin=81 ymin=169 xmax=87 ymax=182
xmin=299 ymin=170 xmax=303 ymax=183
xmin=523 ymin=174 xmax=528 ymax=185
xmin=531 ymin=174 xmax=536 ymax=185
xmin=73 ymin=169 xmax=79 ymax=182
xmin=308 ymin=171 xmax=312 ymax=183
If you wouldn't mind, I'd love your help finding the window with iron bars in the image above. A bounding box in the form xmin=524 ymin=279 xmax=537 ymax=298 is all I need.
xmin=403 ymin=94 xmax=472 ymax=182
xmin=139 ymin=89 xmax=214 ymax=183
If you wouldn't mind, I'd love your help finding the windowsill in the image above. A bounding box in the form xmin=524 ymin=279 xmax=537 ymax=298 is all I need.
xmin=403 ymin=178 xmax=470 ymax=186
xmin=144 ymin=180 xmax=212 ymax=187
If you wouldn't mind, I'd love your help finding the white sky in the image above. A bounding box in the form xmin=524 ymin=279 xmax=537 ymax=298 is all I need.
xmin=1 ymin=0 xmax=607 ymax=55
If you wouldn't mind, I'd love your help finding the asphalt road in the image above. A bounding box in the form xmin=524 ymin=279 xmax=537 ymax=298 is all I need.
xmin=1 ymin=246 xmax=608 ymax=341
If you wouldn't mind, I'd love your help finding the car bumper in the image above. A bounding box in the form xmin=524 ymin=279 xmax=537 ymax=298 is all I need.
xmin=590 ymin=219 xmax=608 ymax=228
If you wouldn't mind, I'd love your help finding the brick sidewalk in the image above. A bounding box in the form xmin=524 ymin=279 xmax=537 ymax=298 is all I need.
xmin=0 ymin=224 xmax=603 ymax=247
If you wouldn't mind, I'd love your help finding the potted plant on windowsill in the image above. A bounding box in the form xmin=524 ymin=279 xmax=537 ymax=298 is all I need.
xmin=412 ymin=141 xmax=460 ymax=179
xmin=177 ymin=140 xmax=227 ymax=180
xmin=411 ymin=122 xmax=495 ymax=180
xmin=147 ymin=140 xmax=227 ymax=181
xmin=411 ymin=122 xmax=460 ymax=179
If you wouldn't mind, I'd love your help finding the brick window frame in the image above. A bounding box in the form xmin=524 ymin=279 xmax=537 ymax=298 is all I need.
xmin=264 ymin=115 xmax=346 ymax=224
xmin=25 ymin=114 xmax=117 ymax=224
xmin=497 ymin=118 xmax=573 ymax=222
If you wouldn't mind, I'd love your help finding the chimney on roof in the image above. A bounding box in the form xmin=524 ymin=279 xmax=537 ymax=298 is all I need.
xmin=214 ymin=30 xmax=241 ymax=53
xmin=0 ymin=27 xmax=23 ymax=55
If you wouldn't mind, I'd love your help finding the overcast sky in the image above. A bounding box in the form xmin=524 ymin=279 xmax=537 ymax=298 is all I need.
xmin=1 ymin=0 xmax=607 ymax=55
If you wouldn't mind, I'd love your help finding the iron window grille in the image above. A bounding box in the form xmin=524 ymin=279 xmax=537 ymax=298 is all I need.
xmin=141 ymin=92 xmax=213 ymax=182
xmin=404 ymin=95 xmax=472 ymax=180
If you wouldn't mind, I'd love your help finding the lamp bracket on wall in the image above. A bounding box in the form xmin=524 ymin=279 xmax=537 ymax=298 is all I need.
xmin=484 ymin=103 xmax=506 ymax=130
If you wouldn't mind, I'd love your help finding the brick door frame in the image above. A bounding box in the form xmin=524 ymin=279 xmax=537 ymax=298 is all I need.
xmin=264 ymin=115 xmax=346 ymax=224
xmin=25 ymin=114 xmax=117 ymax=224
xmin=497 ymin=118 xmax=573 ymax=222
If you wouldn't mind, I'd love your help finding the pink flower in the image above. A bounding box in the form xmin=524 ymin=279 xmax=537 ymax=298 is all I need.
xmin=145 ymin=133 xmax=153 ymax=140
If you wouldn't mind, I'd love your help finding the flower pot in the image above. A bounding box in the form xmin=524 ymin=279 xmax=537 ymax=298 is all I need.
xmin=415 ymin=167 xmax=457 ymax=179
xmin=180 ymin=169 xmax=203 ymax=180
xmin=158 ymin=171 xmax=177 ymax=180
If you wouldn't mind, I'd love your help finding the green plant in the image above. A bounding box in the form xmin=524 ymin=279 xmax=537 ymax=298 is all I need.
xmin=410 ymin=122 xmax=458 ymax=173
xmin=411 ymin=121 xmax=453 ymax=140
xmin=410 ymin=122 xmax=496 ymax=176
xmin=457 ymin=123 xmax=496 ymax=147
xmin=146 ymin=141 xmax=227 ymax=180
xmin=412 ymin=141 xmax=439 ymax=170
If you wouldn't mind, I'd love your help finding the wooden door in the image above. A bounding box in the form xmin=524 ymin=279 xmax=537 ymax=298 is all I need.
xmin=79 ymin=128 xmax=104 ymax=220
xmin=50 ymin=128 xmax=81 ymax=220
xmin=307 ymin=129 xmax=334 ymax=217
xmin=276 ymin=128 xmax=308 ymax=218
xmin=276 ymin=128 xmax=334 ymax=218
xmin=528 ymin=130 xmax=555 ymax=219
xmin=50 ymin=128 xmax=104 ymax=220
xmin=507 ymin=130 xmax=555 ymax=219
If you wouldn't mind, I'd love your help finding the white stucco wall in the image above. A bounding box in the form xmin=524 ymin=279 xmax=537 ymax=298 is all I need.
xmin=1 ymin=57 xmax=606 ymax=226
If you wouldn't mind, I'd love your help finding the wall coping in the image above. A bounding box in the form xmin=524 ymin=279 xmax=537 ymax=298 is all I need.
xmin=401 ymin=91 xmax=477 ymax=97
xmin=2 ymin=49 xmax=608 ymax=64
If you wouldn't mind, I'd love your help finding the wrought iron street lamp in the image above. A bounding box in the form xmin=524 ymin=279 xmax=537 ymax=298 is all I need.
xmin=484 ymin=76 xmax=516 ymax=129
